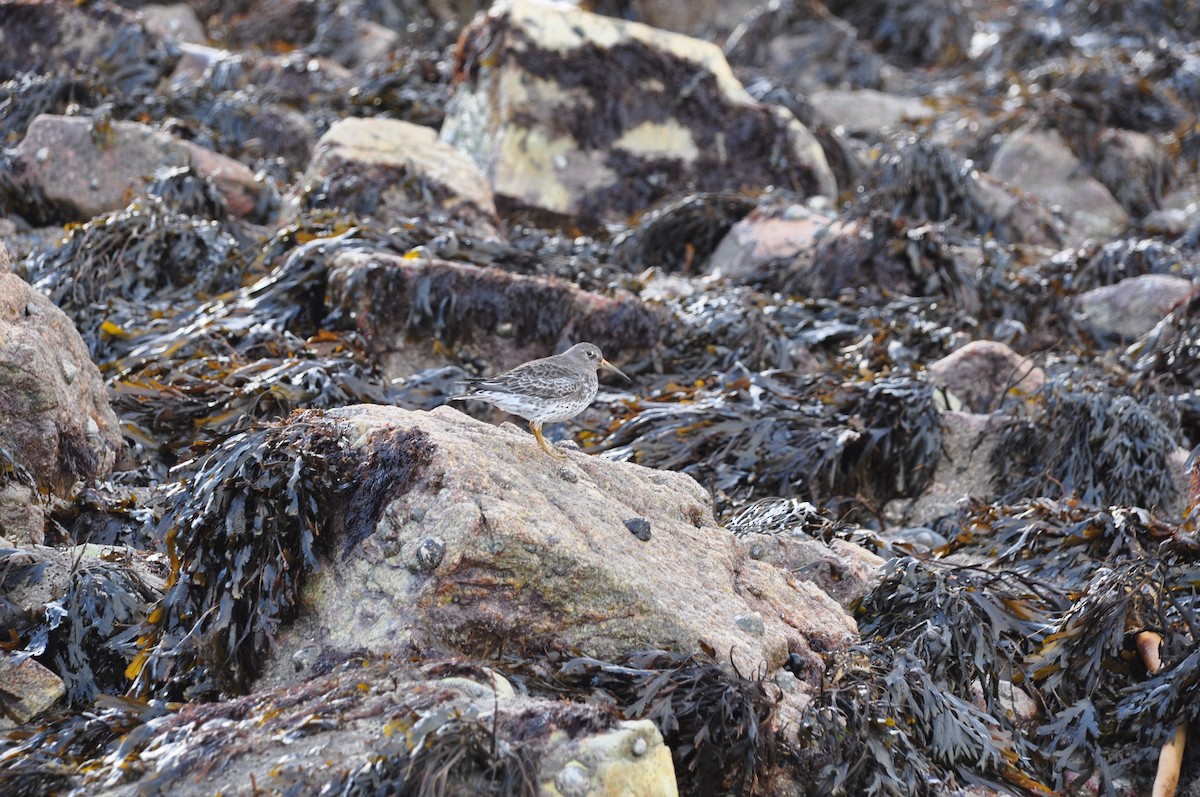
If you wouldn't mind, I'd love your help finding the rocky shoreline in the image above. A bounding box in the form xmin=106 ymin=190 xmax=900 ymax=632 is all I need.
xmin=3 ymin=0 xmax=1200 ymax=795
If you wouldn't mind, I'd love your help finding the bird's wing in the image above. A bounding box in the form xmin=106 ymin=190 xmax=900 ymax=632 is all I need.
xmin=475 ymin=360 xmax=583 ymax=400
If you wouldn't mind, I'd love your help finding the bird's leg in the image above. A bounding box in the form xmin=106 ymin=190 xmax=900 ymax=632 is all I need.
xmin=530 ymin=421 xmax=567 ymax=459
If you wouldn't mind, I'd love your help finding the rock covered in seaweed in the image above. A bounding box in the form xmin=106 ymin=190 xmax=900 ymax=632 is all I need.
xmin=441 ymin=0 xmax=836 ymax=225
xmin=7 ymin=658 xmax=680 ymax=797
xmin=0 ymin=0 xmax=175 ymax=87
xmin=0 ymin=273 xmax=122 ymax=505
xmin=325 ymin=250 xmax=662 ymax=379
xmin=291 ymin=116 xmax=501 ymax=238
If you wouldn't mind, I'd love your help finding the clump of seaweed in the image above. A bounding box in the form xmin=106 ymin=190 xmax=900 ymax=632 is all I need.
xmin=853 ymin=139 xmax=1003 ymax=240
xmin=128 ymin=412 xmax=433 ymax=700
xmin=991 ymin=377 xmax=1180 ymax=513
xmin=146 ymin=165 xmax=229 ymax=221
xmin=823 ymin=0 xmax=974 ymax=67
xmin=801 ymin=498 xmax=1198 ymax=795
xmin=1072 ymin=238 xmax=1197 ymax=291
xmin=603 ymin=371 xmax=941 ymax=521
xmin=0 ymin=72 xmax=105 ymax=145
xmin=1129 ymin=290 xmax=1200 ymax=387
xmin=796 ymin=645 xmax=1030 ymax=796
xmin=858 ymin=558 xmax=1062 ymax=705
xmin=0 ymin=698 xmax=168 ymax=795
xmin=325 ymin=711 xmax=539 ymax=797
xmin=111 ymin=337 xmax=401 ymax=468
xmin=26 ymin=196 xmax=248 ymax=358
xmin=37 ymin=562 xmax=162 ymax=706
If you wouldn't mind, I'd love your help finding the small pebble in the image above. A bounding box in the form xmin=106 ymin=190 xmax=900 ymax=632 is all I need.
xmin=409 ymin=536 xmax=445 ymax=572
xmin=630 ymin=736 xmax=648 ymax=757
xmin=555 ymin=762 xmax=591 ymax=797
xmin=783 ymin=652 xmax=808 ymax=679
xmin=624 ymin=517 xmax=651 ymax=541
xmin=734 ymin=612 xmax=765 ymax=636
xmin=558 ymin=466 xmax=578 ymax=483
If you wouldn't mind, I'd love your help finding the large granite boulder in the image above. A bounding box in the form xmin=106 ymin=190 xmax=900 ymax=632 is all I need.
xmin=265 ymin=404 xmax=857 ymax=694
xmin=441 ymin=0 xmax=836 ymax=225
xmin=8 ymin=115 xmax=261 ymax=221
xmin=0 ymin=274 xmax=122 ymax=511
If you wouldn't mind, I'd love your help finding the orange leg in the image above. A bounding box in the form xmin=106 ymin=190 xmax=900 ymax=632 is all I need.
xmin=530 ymin=421 xmax=567 ymax=459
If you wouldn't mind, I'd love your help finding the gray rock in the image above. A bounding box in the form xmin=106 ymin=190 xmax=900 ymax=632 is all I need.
xmin=441 ymin=0 xmax=835 ymax=225
xmin=988 ymin=126 xmax=1128 ymax=246
xmin=0 ymin=274 xmax=122 ymax=496
xmin=707 ymin=204 xmax=839 ymax=281
xmin=139 ymin=3 xmax=207 ymax=44
xmin=885 ymin=411 xmax=1003 ymax=527
xmin=9 ymin=115 xmax=261 ymax=221
xmin=612 ymin=0 xmax=764 ymax=37
xmin=290 ymin=117 xmax=499 ymax=238
xmin=1094 ymin=128 xmax=1170 ymax=218
xmin=0 ymin=482 xmax=43 ymax=546
xmin=1076 ymin=274 xmax=1193 ymax=342
xmin=926 ymin=340 xmax=1045 ymax=414
xmin=742 ymin=532 xmax=883 ymax=610
xmin=809 ymin=89 xmax=936 ymax=138
xmin=264 ymin=405 xmax=858 ymax=692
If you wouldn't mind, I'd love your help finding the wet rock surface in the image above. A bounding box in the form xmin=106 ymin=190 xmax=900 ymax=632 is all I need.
xmin=4 ymin=0 xmax=1200 ymax=794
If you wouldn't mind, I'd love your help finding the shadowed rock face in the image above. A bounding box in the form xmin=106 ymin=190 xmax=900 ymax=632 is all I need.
xmin=262 ymin=404 xmax=857 ymax=699
xmin=441 ymin=0 xmax=836 ymax=225
xmin=0 ymin=274 xmax=122 ymax=503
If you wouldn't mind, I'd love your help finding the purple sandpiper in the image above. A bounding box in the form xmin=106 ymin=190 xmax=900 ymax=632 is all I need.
xmin=448 ymin=342 xmax=630 ymax=459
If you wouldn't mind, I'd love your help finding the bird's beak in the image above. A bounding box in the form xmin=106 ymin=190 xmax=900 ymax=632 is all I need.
xmin=600 ymin=358 xmax=631 ymax=382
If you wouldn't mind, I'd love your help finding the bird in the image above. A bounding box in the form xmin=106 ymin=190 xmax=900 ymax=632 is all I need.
xmin=447 ymin=343 xmax=630 ymax=459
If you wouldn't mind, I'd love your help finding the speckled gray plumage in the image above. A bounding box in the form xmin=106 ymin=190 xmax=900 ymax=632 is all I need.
xmin=448 ymin=343 xmax=629 ymax=457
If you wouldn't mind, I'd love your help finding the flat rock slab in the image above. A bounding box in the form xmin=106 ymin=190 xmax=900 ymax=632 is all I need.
xmin=10 ymin=115 xmax=260 ymax=220
xmin=293 ymin=117 xmax=500 ymax=238
xmin=266 ymin=404 xmax=857 ymax=697
xmin=441 ymin=0 xmax=835 ymax=225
